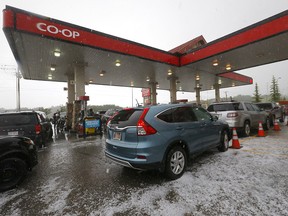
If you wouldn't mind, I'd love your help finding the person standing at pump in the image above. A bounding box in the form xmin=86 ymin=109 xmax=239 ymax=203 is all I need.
xmin=87 ymin=108 xmax=95 ymax=117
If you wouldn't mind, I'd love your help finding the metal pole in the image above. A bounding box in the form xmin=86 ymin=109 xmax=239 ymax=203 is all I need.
xmin=16 ymin=67 xmax=21 ymax=111
xmin=131 ymin=86 xmax=134 ymax=107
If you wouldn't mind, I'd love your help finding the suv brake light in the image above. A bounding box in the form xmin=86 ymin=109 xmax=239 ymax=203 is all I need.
xmin=227 ymin=112 xmax=238 ymax=118
xmin=35 ymin=124 xmax=41 ymax=134
xmin=137 ymin=108 xmax=157 ymax=136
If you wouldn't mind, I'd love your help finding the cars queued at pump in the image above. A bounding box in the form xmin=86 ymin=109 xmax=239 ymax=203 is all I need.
xmin=207 ymin=101 xmax=270 ymax=136
xmin=0 ymin=135 xmax=38 ymax=192
xmin=0 ymin=101 xmax=285 ymax=192
xmin=255 ymin=102 xmax=285 ymax=126
xmin=0 ymin=111 xmax=53 ymax=148
xmin=105 ymin=103 xmax=231 ymax=179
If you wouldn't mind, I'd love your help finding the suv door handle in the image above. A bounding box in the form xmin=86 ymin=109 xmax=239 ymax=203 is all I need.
xmin=176 ymin=126 xmax=183 ymax=130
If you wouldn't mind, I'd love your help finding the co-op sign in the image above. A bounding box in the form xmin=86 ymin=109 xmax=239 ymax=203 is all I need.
xmin=36 ymin=23 xmax=80 ymax=39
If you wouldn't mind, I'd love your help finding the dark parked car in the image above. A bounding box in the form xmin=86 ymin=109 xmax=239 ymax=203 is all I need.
xmin=0 ymin=111 xmax=53 ymax=148
xmin=255 ymin=102 xmax=285 ymax=125
xmin=105 ymin=104 xmax=231 ymax=179
xmin=0 ymin=135 xmax=38 ymax=192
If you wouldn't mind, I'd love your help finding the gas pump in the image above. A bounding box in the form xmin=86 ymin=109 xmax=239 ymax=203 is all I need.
xmin=76 ymin=96 xmax=102 ymax=138
xmin=76 ymin=95 xmax=89 ymax=137
xmin=79 ymin=95 xmax=89 ymax=117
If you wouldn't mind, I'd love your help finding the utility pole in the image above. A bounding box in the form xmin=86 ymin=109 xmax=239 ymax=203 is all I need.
xmin=0 ymin=64 xmax=21 ymax=111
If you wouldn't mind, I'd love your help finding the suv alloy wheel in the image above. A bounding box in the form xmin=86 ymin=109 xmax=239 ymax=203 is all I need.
xmin=165 ymin=146 xmax=187 ymax=180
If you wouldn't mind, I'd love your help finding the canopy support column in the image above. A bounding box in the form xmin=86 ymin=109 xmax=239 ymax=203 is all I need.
xmin=74 ymin=64 xmax=86 ymax=99
xmin=195 ymin=77 xmax=201 ymax=105
xmin=214 ymin=83 xmax=221 ymax=102
xmin=149 ymin=82 xmax=157 ymax=105
xmin=169 ymin=76 xmax=177 ymax=103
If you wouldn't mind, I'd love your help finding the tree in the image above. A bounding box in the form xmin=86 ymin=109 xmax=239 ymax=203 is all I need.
xmin=253 ymin=83 xmax=262 ymax=102
xmin=270 ymin=76 xmax=281 ymax=102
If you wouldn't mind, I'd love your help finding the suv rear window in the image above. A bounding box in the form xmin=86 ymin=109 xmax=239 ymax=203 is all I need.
xmin=0 ymin=113 xmax=38 ymax=127
xmin=207 ymin=103 xmax=244 ymax=112
xmin=109 ymin=109 xmax=143 ymax=127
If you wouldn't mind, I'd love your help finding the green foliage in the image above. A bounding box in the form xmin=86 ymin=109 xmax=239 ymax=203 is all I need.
xmin=270 ymin=76 xmax=281 ymax=102
xmin=253 ymin=83 xmax=262 ymax=102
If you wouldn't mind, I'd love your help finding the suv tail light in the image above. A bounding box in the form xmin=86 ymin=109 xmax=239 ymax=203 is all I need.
xmin=35 ymin=124 xmax=41 ymax=134
xmin=227 ymin=112 xmax=239 ymax=118
xmin=137 ymin=108 xmax=157 ymax=136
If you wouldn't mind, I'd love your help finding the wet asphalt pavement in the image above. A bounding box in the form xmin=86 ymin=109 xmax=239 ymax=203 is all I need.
xmin=1 ymin=121 xmax=288 ymax=215
xmin=1 ymin=132 xmax=167 ymax=215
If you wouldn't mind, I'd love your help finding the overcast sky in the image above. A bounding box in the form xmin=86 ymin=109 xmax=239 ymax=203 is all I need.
xmin=0 ymin=0 xmax=288 ymax=109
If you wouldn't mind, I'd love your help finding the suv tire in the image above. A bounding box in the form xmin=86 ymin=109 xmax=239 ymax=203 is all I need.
xmin=218 ymin=130 xmax=229 ymax=152
xmin=263 ymin=118 xmax=270 ymax=130
xmin=0 ymin=157 xmax=28 ymax=192
xmin=165 ymin=146 xmax=187 ymax=180
xmin=243 ymin=121 xmax=251 ymax=137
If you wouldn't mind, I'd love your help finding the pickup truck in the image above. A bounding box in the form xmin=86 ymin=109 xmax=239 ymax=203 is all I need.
xmin=255 ymin=102 xmax=285 ymax=125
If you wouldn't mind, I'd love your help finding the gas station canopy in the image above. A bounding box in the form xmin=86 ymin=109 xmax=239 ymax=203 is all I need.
xmin=2 ymin=6 xmax=288 ymax=93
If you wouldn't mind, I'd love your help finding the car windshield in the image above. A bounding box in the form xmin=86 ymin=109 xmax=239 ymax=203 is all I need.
xmin=208 ymin=103 xmax=243 ymax=112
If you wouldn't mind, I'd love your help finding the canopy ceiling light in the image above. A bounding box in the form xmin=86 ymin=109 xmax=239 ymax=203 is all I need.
xmin=48 ymin=74 xmax=52 ymax=80
xmin=99 ymin=70 xmax=106 ymax=77
xmin=50 ymin=65 xmax=56 ymax=71
xmin=212 ymin=60 xmax=219 ymax=66
xmin=156 ymin=82 xmax=160 ymax=88
xmin=167 ymin=69 xmax=173 ymax=76
xmin=195 ymin=74 xmax=200 ymax=81
xmin=146 ymin=76 xmax=150 ymax=82
xmin=54 ymin=50 xmax=61 ymax=57
xmin=226 ymin=64 xmax=232 ymax=71
xmin=115 ymin=60 xmax=121 ymax=67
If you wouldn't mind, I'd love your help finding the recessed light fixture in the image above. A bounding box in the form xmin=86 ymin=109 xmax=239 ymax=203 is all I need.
xmin=195 ymin=74 xmax=200 ymax=81
xmin=130 ymin=81 xmax=134 ymax=87
xmin=218 ymin=79 xmax=222 ymax=85
xmin=156 ymin=82 xmax=160 ymax=88
xmin=54 ymin=50 xmax=61 ymax=57
xmin=99 ymin=70 xmax=106 ymax=77
xmin=212 ymin=60 xmax=218 ymax=66
xmin=226 ymin=64 xmax=231 ymax=71
xmin=48 ymin=74 xmax=52 ymax=80
xmin=146 ymin=76 xmax=150 ymax=82
xmin=50 ymin=65 xmax=56 ymax=71
xmin=115 ymin=60 xmax=121 ymax=67
xmin=167 ymin=69 xmax=173 ymax=76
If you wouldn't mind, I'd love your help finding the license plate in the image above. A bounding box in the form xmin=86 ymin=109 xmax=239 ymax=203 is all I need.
xmin=113 ymin=132 xmax=121 ymax=140
xmin=8 ymin=131 xmax=18 ymax=136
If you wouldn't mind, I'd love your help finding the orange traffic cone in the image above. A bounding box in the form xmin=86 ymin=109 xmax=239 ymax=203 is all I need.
xmin=273 ymin=120 xmax=281 ymax=131
xmin=231 ymin=128 xmax=242 ymax=149
xmin=257 ymin=122 xmax=266 ymax=137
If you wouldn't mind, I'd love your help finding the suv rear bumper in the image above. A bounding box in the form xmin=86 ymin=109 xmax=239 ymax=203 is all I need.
xmin=105 ymin=151 xmax=162 ymax=171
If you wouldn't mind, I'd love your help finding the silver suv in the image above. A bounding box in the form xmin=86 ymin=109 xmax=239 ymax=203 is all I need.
xmin=207 ymin=101 xmax=270 ymax=136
